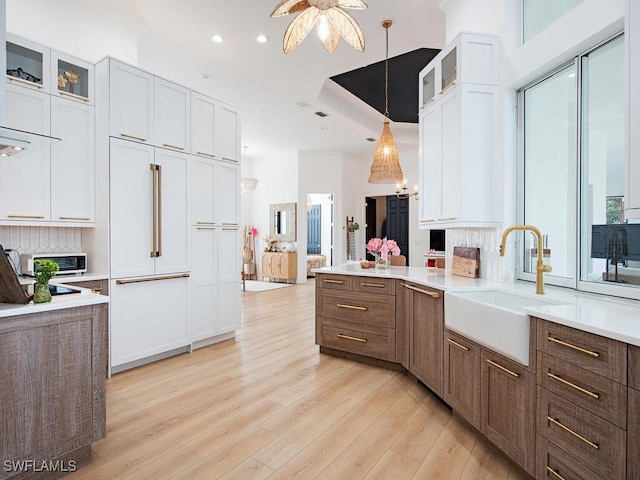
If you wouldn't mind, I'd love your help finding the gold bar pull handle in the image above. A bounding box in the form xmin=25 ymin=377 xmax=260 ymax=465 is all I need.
xmin=400 ymin=282 xmax=441 ymax=298
xmin=121 ymin=133 xmax=147 ymax=142
xmin=438 ymin=217 xmax=457 ymax=222
xmin=546 ymin=467 xmax=567 ymax=480
xmin=162 ymin=143 xmax=185 ymax=151
xmin=59 ymin=216 xmax=91 ymax=221
xmin=58 ymin=91 xmax=90 ymax=102
xmin=360 ymin=282 xmax=385 ymax=288
xmin=156 ymin=163 xmax=162 ymax=257
xmin=197 ymin=221 xmax=216 ymax=225
xmin=447 ymin=338 xmax=469 ymax=351
xmin=8 ymin=214 xmax=45 ymax=219
xmin=486 ymin=359 xmax=519 ymax=378
xmin=547 ymin=336 xmax=600 ymax=358
xmin=547 ymin=373 xmax=599 ymax=399
xmin=196 ymin=151 xmax=216 ymax=158
xmin=337 ymin=304 xmax=367 ymax=311
xmin=222 ymin=157 xmax=238 ymax=163
xmin=336 ymin=334 xmax=367 ymax=343
xmin=547 ymin=416 xmax=599 ymax=449
xmin=197 ymin=227 xmax=216 ymax=231
xmin=8 ymin=76 xmax=44 ymax=88
xmin=150 ymin=164 xmax=158 ymax=258
xmin=323 ymin=279 xmax=344 ymax=284
xmin=116 ymin=273 xmax=190 ymax=285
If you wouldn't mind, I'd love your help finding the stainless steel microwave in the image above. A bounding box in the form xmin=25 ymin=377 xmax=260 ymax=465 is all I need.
xmin=21 ymin=252 xmax=87 ymax=276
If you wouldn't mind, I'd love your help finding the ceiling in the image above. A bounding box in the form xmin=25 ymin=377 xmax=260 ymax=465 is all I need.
xmin=5 ymin=0 xmax=447 ymax=160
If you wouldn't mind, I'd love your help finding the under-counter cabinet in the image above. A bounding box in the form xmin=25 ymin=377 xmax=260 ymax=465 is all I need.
xmin=629 ymin=345 xmax=640 ymax=479
xmin=262 ymin=252 xmax=297 ymax=283
xmin=396 ymin=280 xmax=443 ymax=397
xmin=535 ymin=319 xmax=627 ymax=480
xmin=444 ymin=330 xmax=482 ymax=429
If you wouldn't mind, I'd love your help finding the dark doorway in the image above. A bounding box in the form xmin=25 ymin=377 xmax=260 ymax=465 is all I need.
xmin=307 ymin=204 xmax=321 ymax=254
xmin=386 ymin=196 xmax=409 ymax=261
xmin=365 ymin=197 xmax=377 ymax=255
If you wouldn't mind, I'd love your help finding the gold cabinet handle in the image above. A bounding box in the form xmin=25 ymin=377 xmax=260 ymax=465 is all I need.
xmin=150 ymin=163 xmax=158 ymax=258
xmin=486 ymin=359 xmax=519 ymax=378
xmin=438 ymin=80 xmax=456 ymax=96
xmin=547 ymin=416 xmax=599 ymax=450
xmin=337 ymin=304 xmax=367 ymax=311
xmin=157 ymin=164 xmax=163 ymax=257
xmin=447 ymin=338 xmax=469 ymax=351
xmin=197 ymin=221 xmax=216 ymax=225
xmin=438 ymin=217 xmax=457 ymax=221
xmin=8 ymin=214 xmax=45 ymax=219
xmin=360 ymin=282 xmax=385 ymax=288
xmin=196 ymin=151 xmax=216 ymax=158
xmin=400 ymin=282 xmax=441 ymax=298
xmin=323 ymin=279 xmax=344 ymax=284
xmin=420 ymin=97 xmax=435 ymax=110
xmin=546 ymin=467 xmax=566 ymax=480
xmin=116 ymin=273 xmax=190 ymax=285
xmin=197 ymin=227 xmax=216 ymax=231
xmin=547 ymin=372 xmax=599 ymax=399
xmin=336 ymin=334 xmax=367 ymax=343
xmin=222 ymin=157 xmax=238 ymax=163
xmin=547 ymin=336 xmax=600 ymax=358
xmin=422 ymin=219 xmax=435 ymax=223
xmin=59 ymin=216 xmax=91 ymax=221
xmin=162 ymin=143 xmax=185 ymax=151
xmin=8 ymin=76 xmax=44 ymax=88
xmin=222 ymin=223 xmax=238 ymax=226
xmin=58 ymin=90 xmax=90 ymax=102
xmin=120 ymin=133 xmax=147 ymax=142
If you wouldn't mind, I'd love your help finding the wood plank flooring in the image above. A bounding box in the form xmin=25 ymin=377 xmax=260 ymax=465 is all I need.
xmin=67 ymin=279 xmax=532 ymax=480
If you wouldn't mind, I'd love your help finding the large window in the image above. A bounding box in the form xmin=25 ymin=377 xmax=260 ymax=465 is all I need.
xmin=522 ymin=0 xmax=585 ymax=43
xmin=520 ymin=34 xmax=636 ymax=298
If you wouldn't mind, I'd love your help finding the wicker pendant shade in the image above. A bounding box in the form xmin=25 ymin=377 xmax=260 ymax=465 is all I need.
xmin=368 ymin=19 xmax=403 ymax=184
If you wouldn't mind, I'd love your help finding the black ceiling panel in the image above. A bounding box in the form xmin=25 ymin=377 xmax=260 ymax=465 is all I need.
xmin=330 ymin=48 xmax=440 ymax=124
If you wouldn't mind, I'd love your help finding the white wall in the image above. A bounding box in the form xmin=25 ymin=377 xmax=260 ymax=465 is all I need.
xmin=308 ymin=193 xmax=333 ymax=262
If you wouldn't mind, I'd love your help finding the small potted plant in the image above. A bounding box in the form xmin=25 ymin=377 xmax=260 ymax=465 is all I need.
xmin=349 ymin=222 xmax=360 ymax=232
xmin=32 ymin=259 xmax=59 ymax=304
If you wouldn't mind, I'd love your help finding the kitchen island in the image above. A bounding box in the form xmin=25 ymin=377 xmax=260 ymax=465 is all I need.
xmin=0 ymin=291 xmax=108 ymax=479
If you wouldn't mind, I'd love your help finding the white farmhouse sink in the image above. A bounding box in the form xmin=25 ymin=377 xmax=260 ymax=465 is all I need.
xmin=444 ymin=289 xmax=557 ymax=366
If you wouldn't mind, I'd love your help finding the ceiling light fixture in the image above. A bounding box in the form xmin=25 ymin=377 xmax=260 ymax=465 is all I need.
xmin=368 ymin=20 xmax=404 ymax=185
xmin=270 ymin=0 xmax=367 ymax=54
xmin=256 ymin=34 xmax=269 ymax=43
xmin=211 ymin=34 xmax=224 ymax=43
xmin=240 ymin=178 xmax=258 ymax=193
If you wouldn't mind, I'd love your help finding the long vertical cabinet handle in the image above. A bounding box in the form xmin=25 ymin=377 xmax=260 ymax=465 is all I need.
xmin=156 ymin=164 xmax=163 ymax=257
xmin=150 ymin=164 xmax=158 ymax=258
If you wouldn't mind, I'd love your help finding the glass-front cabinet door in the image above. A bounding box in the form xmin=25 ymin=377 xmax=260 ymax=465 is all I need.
xmin=52 ymin=51 xmax=94 ymax=104
xmin=5 ymin=33 xmax=50 ymax=92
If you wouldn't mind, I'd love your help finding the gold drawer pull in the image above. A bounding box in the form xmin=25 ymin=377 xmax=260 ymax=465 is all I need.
xmin=196 ymin=151 xmax=216 ymax=158
xmin=486 ymin=359 xmax=519 ymax=378
xmin=336 ymin=334 xmax=366 ymax=343
xmin=197 ymin=227 xmax=216 ymax=231
xmin=337 ymin=304 xmax=367 ymax=311
xmin=120 ymin=133 xmax=147 ymax=142
xmin=546 ymin=467 xmax=566 ymax=480
xmin=360 ymin=282 xmax=385 ymax=288
xmin=197 ymin=221 xmax=216 ymax=225
xmin=422 ymin=219 xmax=435 ymax=223
xmin=8 ymin=214 xmax=45 ymax=219
xmin=162 ymin=143 xmax=185 ymax=151
xmin=323 ymin=279 xmax=344 ymax=284
xmin=58 ymin=90 xmax=90 ymax=102
xmin=438 ymin=217 xmax=457 ymax=221
xmin=438 ymin=81 xmax=456 ymax=95
xmin=59 ymin=216 xmax=91 ymax=221
xmin=116 ymin=273 xmax=190 ymax=285
xmin=548 ymin=336 xmax=600 ymax=358
xmin=447 ymin=338 xmax=469 ymax=351
xmin=400 ymin=282 xmax=441 ymax=298
xmin=420 ymin=97 xmax=435 ymax=110
xmin=8 ymin=76 xmax=44 ymax=88
xmin=547 ymin=416 xmax=599 ymax=450
xmin=222 ymin=157 xmax=238 ymax=163
xmin=547 ymin=373 xmax=599 ymax=399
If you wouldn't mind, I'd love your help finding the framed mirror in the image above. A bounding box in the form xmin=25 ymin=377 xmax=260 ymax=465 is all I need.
xmin=270 ymin=203 xmax=297 ymax=242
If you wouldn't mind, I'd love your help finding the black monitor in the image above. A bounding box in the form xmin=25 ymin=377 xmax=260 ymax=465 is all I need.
xmin=591 ymin=224 xmax=640 ymax=261
xmin=430 ymin=229 xmax=445 ymax=252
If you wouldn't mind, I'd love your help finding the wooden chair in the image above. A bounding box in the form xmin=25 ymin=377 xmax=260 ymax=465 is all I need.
xmin=389 ymin=255 xmax=406 ymax=266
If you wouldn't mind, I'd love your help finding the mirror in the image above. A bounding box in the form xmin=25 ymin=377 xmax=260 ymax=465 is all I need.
xmin=270 ymin=203 xmax=297 ymax=242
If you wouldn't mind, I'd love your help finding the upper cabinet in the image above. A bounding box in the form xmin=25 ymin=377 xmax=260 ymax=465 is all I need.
xmin=6 ymin=33 xmax=51 ymax=92
xmin=418 ymin=32 xmax=500 ymax=229
xmin=214 ymin=103 xmax=240 ymax=163
xmin=418 ymin=32 xmax=498 ymax=111
xmin=52 ymin=50 xmax=94 ymax=104
xmin=154 ymin=77 xmax=190 ymax=152
xmin=191 ymin=93 xmax=240 ymax=163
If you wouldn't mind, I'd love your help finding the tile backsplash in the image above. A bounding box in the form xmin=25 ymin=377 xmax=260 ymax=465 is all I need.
xmin=0 ymin=226 xmax=83 ymax=255
xmin=446 ymin=227 xmax=501 ymax=281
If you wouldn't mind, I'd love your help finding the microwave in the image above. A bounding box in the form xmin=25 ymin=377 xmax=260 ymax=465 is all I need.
xmin=21 ymin=252 xmax=87 ymax=276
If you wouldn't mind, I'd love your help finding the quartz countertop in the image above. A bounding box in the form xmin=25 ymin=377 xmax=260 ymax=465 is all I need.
xmin=314 ymin=264 xmax=640 ymax=347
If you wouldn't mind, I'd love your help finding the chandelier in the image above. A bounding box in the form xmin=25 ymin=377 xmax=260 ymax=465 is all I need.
xmin=368 ymin=20 xmax=403 ymax=184
xmin=240 ymin=178 xmax=258 ymax=193
xmin=270 ymin=0 xmax=367 ymax=54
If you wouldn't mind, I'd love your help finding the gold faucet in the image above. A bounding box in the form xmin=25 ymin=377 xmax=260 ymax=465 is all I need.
xmin=500 ymin=225 xmax=552 ymax=295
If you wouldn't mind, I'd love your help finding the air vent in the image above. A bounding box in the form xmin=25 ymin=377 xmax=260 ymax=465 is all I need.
xmin=315 ymin=111 xmax=329 ymax=117
xmin=366 ymin=137 xmax=376 ymax=142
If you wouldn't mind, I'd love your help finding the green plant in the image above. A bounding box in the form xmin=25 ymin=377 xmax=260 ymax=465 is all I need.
xmin=33 ymin=259 xmax=59 ymax=285
xmin=349 ymin=222 xmax=360 ymax=232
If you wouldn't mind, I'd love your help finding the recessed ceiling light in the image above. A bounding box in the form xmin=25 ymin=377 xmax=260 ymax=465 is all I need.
xmin=211 ymin=34 xmax=224 ymax=43
xmin=256 ymin=35 xmax=268 ymax=43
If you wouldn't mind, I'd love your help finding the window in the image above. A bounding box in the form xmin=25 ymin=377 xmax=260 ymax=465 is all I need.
xmin=520 ymin=34 xmax=635 ymax=298
xmin=522 ymin=0 xmax=585 ymax=43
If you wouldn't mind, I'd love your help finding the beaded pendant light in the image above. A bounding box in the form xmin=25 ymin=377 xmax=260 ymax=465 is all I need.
xmin=368 ymin=20 xmax=403 ymax=184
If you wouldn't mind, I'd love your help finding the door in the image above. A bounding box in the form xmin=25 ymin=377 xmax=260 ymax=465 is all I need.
xmin=191 ymin=92 xmax=216 ymax=158
xmin=307 ymin=204 xmax=321 ymax=254
xmin=214 ymin=104 xmax=239 ymax=162
xmin=154 ymin=77 xmax=189 ymax=152
xmin=109 ymin=59 xmax=153 ymax=144
xmin=365 ymin=197 xmax=377 ymax=258
xmin=217 ymin=227 xmax=240 ymax=333
xmin=386 ymin=196 xmax=409 ymax=263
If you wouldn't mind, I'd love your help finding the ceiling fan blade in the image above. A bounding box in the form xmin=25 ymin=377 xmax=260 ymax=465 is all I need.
xmin=283 ymin=8 xmax=320 ymax=53
xmin=337 ymin=0 xmax=368 ymax=10
xmin=327 ymin=7 xmax=365 ymax=52
xmin=271 ymin=0 xmax=311 ymax=17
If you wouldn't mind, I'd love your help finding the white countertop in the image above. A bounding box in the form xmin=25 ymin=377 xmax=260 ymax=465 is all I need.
xmin=314 ymin=264 xmax=640 ymax=347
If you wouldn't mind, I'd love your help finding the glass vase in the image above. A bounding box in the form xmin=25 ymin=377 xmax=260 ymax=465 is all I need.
xmin=33 ymin=282 xmax=52 ymax=304
xmin=375 ymin=253 xmax=390 ymax=270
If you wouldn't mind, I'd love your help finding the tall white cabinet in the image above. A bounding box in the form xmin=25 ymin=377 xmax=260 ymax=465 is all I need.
xmin=95 ymin=57 xmax=241 ymax=371
xmin=418 ymin=32 xmax=500 ymax=229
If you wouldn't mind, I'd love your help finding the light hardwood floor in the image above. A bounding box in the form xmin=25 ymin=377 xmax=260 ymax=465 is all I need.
xmin=67 ymin=279 xmax=532 ymax=480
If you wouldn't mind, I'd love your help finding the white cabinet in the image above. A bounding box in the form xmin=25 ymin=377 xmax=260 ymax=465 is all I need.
xmin=109 ymin=275 xmax=189 ymax=370
xmin=154 ymin=77 xmax=190 ymax=152
xmin=190 ymin=225 xmax=218 ymax=341
xmin=109 ymin=60 xmax=154 ymax=144
xmin=216 ymin=160 xmax=240 ymax=225
xmin=214 ymin=103 xmax=240 ymax=162
xmin=51 ymin=50 xmax=94 ymax=104
xmin=191 ymin=92 xmax=216 ymax=159
xmin=217 ymin=226 xmax=240 ymax=333
xmin=0 ymin=84 xmax=51 ymax=222
xmin=190 ymin=156 xmax=215 ymax=225
xmin=6 ymin=33 xmax=51 ymax=92
xmin=50 ymin=96 xmax=95 ymax=223
xmin=627 ymin=0 xmax=640 ymax=218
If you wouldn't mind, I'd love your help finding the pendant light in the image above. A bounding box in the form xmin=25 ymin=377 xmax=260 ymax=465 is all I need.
xmin=368 ymin=20 xmax=403 ymax=184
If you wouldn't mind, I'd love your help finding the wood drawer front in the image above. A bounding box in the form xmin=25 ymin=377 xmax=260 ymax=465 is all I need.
xmin=351 ymin=277 xmax=395 ymax=295
xmin=320 ymin=317 xmax=395 ymax=362
xmin=536 ymin=387 xmax=626 ymax=480
xmin=65 ymin=279 xmax=109 ymax=295
xmin=317 ymin=290 xmax=395 ymax=328
xmin=316 ymin=274 xmax=351 ymax=291
xmin=629 ymin=344 xmax=640 ymax=390
xmin=538 ymin=352 xmax=627 ymax=429
xmin=536 ymin=434 xmax=606 ymax=480
xmin=537 ymin=319 xmax=627 ymax=385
